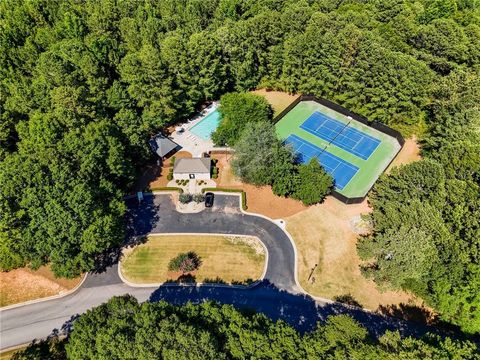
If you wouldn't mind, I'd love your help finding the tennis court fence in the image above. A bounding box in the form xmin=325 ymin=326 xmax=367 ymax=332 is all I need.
xmin=273 ymin=94 xmax=405 ymax=204
xmin=274 ymin=95 xmax=405 ymax=146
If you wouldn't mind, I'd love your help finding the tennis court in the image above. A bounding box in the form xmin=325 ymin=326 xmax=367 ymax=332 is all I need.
xmin=286 ymin=134 xmax=359 ymax=190
xmin=300 ymin=112 xmax=380 ymax=160
xmin=275 ymin=100 xmax=402 ymax=199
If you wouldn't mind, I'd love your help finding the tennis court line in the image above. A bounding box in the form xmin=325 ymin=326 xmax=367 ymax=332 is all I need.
xmin=300 ymin=112 xmax=381 ymax=160
xmin=285 ymin=134 xmax=359 ymax=190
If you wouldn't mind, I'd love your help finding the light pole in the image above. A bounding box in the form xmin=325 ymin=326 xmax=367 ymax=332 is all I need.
xmin=307 ymin=263 xmax=318 ymax=282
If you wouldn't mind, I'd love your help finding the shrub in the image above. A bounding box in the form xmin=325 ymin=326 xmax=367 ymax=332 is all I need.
xmin=193 ymin=194 xmax=205 ymax=203
xmin=167 ymin=173 xmax=173 ymax=181
xmin=168 ymin=252 xmax=202 ymax=273
xmin=212 ymin=167 xmax=218 ymax=179
xmin=169 ymin=156 xmax=176 ymax=167
xmin=179 ymin=193 xmax=192 ymax=203
xmin=175 ymin=179 xmax=180 ymax=184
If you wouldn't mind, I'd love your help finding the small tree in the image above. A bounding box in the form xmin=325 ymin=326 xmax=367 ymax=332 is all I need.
xmin=293 ymin=158 xmax=333 ymax=205
xmin=168 ymin=252 xmax=202 ymax=273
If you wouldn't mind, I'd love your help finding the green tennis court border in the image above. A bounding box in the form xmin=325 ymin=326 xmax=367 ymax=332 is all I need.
xmin=274 ymin=95 xmax=404 ymax=204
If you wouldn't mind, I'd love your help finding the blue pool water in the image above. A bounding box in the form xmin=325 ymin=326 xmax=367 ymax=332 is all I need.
xmin=190 ymin=109 xmax=221 ymax=140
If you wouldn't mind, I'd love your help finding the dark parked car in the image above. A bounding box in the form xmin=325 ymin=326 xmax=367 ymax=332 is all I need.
xmin=205 ymin=192 xmax=214 ymax=207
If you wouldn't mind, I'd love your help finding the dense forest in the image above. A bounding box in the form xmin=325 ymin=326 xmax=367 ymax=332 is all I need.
xmin=11 ymin=296 xmax=479 ymax=359
xmin=1 ymin=0 xmax=479 ymax=334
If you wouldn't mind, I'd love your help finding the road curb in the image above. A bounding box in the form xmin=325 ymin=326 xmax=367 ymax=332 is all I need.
xmin=0 ymin=273 xmax=88 ymax=312
xmin=118 ymin=233 xmax=268 ymax=290
xmin=139 ymin=191 xmax=334 ymax=303
xmin=209 ymin=191 xmax=334 ymax=303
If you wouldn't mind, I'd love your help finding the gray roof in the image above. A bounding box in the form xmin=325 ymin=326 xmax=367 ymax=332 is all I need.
xmin=149 ymin=134 xmax=178 ymax=157
xmin=173 ymin=158 xmax=211 ymax=174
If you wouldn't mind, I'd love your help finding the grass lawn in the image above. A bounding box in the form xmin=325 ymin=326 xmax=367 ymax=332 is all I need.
xmin=285 ymin=198 xmax=422 ymax=310
xmin=0 ymin=349 xmax=19 ymax=360
xmin=0 ymin=265 xmax=83 ymax=307
xmin=251 ymin=89 xmax=300 ymax=117
xmin=120 ymin=235 xmax=265 ymax=285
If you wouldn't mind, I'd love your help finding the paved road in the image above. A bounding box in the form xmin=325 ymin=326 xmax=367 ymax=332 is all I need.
xmin=0 ymin=194 xmax=433 ymax=350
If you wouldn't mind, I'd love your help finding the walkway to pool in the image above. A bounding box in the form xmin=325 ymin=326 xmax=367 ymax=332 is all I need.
xmin=170 ymin=102 xmax=229 ymax=157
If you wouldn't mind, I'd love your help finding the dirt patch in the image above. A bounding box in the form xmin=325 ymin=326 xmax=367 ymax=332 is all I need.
xmin=387 ymin=137 xmax=421 ymax=173
xmin=212 ymin=154 xmax=306 ymax=219
xmin=0 ymin=266 xmax=82 ymax=307
xmin=251 ymin=89 xmax=300 ymax=116
xmin=225 ymin=235 xmax=265 ymax=256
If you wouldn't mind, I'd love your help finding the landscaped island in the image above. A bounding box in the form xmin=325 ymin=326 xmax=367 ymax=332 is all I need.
xmin=120 ymin=235 xmax=265 ymax=285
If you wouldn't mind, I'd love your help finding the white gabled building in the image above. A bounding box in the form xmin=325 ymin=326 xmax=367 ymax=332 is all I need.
xmin=173 ymin=158 xmax=211 ymax=180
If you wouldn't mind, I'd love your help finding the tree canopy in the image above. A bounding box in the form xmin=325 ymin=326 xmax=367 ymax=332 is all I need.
xmin=0 ymin=0 xmax=479 ymax=335
xmin=359 ymin=156 xmax=480 ymax=333
xmin=231 ymin=121 xmax=332 ymax=204
xmin=12 ymin=296 xmax=479 ymax=360
xmin=212 ymin=92 xmax=273 ymax=146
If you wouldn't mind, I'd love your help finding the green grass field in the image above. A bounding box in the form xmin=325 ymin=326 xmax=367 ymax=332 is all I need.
xmin=275 ymin=101 xmax=401 ymax=198
xmin=120 ymin=235 xmax=265 ymax=285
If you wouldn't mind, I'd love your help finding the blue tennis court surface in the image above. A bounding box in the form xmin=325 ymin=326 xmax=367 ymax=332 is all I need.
xmin=300 ymin=112 xmax=381 ymax=160
xmin=285 ymin=134 xmax=359 ymax=190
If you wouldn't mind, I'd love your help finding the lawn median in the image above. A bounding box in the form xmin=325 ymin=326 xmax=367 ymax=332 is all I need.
xmin=120 ymin=234 xmax=266 ymax=286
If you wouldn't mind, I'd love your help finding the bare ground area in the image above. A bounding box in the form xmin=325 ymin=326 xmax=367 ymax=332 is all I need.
xmin=386 ymin=137 xmax=421 ymax=173
xmin=212 ymin=154 xmax=307 ymax=219
xmin=0 ymin=266 xmax=82 ymax=307
xmin=285 ymin=197 xmax=421 ymax=310
xmin=251 ymin=89 xmax=300 ymax=116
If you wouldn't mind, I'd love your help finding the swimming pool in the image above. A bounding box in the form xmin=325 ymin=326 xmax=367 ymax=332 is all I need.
xmin=189 ymin=109 xmax=221 ymax=140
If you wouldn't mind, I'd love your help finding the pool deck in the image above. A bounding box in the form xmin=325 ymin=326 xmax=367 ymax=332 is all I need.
xmin=170 ymin=103 xmax=229 ymax=157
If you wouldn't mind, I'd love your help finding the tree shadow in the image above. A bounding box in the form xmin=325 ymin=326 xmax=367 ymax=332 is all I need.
xmin=134 ymin=161 xmax=163 ymax=193
xmin=148 ymin=279 xmax=436 ymax=338
xmin=377 ymin=303 xmax=437 ymax=325
xmin=91 ymin=246 xmax=122 ymax=274
xmin=334 ymin=294 xmax=363 ymax=308
xmin=124 ymin=194 xmax=161 ymax=240
xmin=91 ymin=196 xmax=160 ymax=274
xmin=165 ymin=274 xmax=197 ymax=284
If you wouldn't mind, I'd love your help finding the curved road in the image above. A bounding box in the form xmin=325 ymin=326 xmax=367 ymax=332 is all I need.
xmin=0 ymin=194 xmax=432 ymax=350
